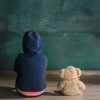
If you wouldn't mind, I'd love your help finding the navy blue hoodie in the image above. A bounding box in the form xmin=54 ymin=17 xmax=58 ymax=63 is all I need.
xmin=14 ymin=31 xmax=48 ymax=92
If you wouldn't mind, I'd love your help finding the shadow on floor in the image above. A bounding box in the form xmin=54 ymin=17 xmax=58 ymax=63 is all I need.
xmin=43 ymin=91 xmax=63 ymax=96
xmin=0 ymin=86 xmax=63 ymax=99
xmin=0 ymin=86 xmax=24 ymax=99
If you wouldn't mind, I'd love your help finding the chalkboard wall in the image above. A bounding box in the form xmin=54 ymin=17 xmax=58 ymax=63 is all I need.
xmin=0 ymin=0 xmax=100 ymax=70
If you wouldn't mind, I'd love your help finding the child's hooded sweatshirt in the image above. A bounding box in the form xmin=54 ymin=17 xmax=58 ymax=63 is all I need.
xmin=14 ymin=31 xmax=48 ymax=92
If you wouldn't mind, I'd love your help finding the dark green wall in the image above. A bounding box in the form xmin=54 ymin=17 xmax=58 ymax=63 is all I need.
xmin=0 ymin=0 xmax=100 ymax=70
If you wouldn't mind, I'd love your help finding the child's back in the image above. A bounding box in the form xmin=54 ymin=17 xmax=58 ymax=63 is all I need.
xmin=14 ymin=31 xmax=48 ymax=96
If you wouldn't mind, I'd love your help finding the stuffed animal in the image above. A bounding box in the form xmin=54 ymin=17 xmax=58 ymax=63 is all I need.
xmin=57 ymin=66 xmax=86 ymax=96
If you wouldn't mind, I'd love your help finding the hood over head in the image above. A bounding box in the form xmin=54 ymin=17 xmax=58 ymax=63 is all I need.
xmin=23 ymin=31 xmax=42 ymax=54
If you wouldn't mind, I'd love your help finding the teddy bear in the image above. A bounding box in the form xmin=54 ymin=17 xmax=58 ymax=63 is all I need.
xmin=57 ymin=66 xmax=86 ymax=96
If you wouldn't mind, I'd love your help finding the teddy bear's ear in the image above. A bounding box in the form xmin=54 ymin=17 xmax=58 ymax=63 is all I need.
xmin=76 ymin=68 xmax=81 ymax=77
xmin=60 ymin=69 xmax=65 ymax=78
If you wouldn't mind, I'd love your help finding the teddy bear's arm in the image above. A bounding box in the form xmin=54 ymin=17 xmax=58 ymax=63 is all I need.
xmin=57 ymin=80 xmax=66 ymax=90
xmin=78 ymin=81 xmax=86 ymax=91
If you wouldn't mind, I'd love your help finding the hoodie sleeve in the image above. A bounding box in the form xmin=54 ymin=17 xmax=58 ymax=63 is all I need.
xmin=14 ymin=55 xmax=20 ymax=73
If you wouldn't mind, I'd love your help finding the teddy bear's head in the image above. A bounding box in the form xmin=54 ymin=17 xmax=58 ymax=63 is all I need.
xmin=59 ymin=66 xmax=81 ymax=80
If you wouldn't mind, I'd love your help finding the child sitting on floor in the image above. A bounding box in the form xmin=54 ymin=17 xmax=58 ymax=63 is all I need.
xmin=14 ymin=31 xmax=48 ymax=96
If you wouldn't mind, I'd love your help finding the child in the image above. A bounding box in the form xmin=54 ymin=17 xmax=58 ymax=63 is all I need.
xmin=14 ymin=31 xmax=48 ymax=96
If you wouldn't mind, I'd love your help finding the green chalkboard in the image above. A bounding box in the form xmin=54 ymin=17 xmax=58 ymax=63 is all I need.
xmin=0 ymin=0 xmax=100 ymax=70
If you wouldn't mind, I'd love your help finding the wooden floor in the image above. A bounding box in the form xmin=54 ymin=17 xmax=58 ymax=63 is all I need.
xmin=0 ymin=76 xmax=100 ymax=100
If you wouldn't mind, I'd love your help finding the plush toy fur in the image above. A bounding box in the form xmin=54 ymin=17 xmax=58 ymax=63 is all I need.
xmin=57 ymin=66 xmax=86 ymax=96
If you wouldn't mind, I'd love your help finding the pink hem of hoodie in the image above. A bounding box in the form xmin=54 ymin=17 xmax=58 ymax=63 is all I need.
xmin=16 ymin=88 xmax=45 ymax=96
